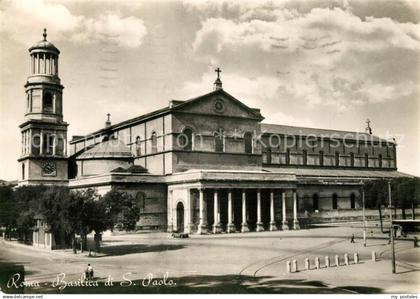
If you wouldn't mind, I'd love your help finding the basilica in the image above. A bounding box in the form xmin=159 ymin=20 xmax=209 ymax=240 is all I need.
xmin=19 ymin=31 xmax=409 ymax=237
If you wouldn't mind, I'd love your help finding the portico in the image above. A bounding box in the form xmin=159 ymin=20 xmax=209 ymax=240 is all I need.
xmin=166 ymin=169 xmax=299 ymax=234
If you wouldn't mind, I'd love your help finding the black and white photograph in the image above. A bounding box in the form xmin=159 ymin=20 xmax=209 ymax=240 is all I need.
xmin=0 ymin=0 xmax=419 ymax=297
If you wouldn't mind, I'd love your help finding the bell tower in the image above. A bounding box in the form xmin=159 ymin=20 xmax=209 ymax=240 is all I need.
xmin=18 ymin=29 xmax=68 ymax=185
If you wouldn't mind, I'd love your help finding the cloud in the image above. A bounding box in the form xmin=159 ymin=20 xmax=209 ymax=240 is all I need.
xmin=188 ymin=4 xmax=419 ymax=110
xmin=0 ymin=0 xmax=147 ymax=48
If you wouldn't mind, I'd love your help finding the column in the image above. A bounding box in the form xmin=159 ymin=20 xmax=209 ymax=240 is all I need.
xmin=40 ymin=130 xmax=44 ymax=155
xmin=56 ymin=57 xmax=58 ymax=75
xmin=269 ymin=190 xmax=277 ymax=231
xmin=241 ymin=190 xmax=249 ymax=232
xmin=227 ymin=190 xmax=235 ymax=233
xmin=212 ymin=190 xmax=221 ymax=233
xmin=256 ymin=189 xmax=264 ymax=232
xmin=52 ymin=131 xmax=56 ymax=156
xmin=293 ymin=190 xmax=300 ymax=230
xmin=282 ymin=191 xmax=289 ymax=230
xmin=197 ymin=188 xmax=207 ymax=234
xmin=167 ymin=190 xmax=173 ymax=232
xmin=36 ymin=53 xmax=40 ymax=74
xmin=186 ymin=189 xmax=194 ymax=234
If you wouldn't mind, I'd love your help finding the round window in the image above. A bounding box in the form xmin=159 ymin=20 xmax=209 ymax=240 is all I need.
xmin=214 ymin=99 xmax=225 ymax=113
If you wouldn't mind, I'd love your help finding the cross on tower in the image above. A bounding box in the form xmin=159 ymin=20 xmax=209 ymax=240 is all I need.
xmin=365 ymin=118 xmax=372 ymax=135
xmin=43 ymin=28 xmax=47 ymax=41
xmin=215 ymin=67 xmax=222 ymax=79
xmin=107 ymin=113 xmax=111 ymax=122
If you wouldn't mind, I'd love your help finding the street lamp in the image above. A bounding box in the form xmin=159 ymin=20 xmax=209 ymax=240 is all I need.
xmin=362 ymin=188 xmax=367 ymax=247
xmin=388 ymin=180 xmax=396 ymax=274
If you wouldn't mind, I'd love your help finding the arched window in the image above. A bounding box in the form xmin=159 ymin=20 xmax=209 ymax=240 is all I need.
xmin=313 ymin=194 xmax=319 ymax=211
xmin=378 ymin=154 xmax=383 ymax=168
xmin=22 ymin=163 xmax=25 ymax=180
xmin=319 ymin=151 xmax=324 ymax=166
xmin=335 ymin=152 xmax=340 ymax=167
xmin=151 ymin=132 xmax=157 ymax=154
xmin=350 ymin=193 xmax=356 ymax=209
xmin=350 ymin=152 xmax=355 ymax=167
xmin=302 ymin=150 xmax=307 ymax=165
xmin=332 ymin=193 xmax=338 ymax=210
xmin=244 ymin=132 xmax=253 ymax=154
xmin=180 ymin=128 xmax=193 ymax=151
xmin=364 ymin=153 xmax=369 ymax=168
xmin=43 ymin=91 xmax=53 ymax=112
xmin=214 ymin=130 xmax=224 ymax=152
xmin=135 ymin=136 xmax=141 ymax=156
xmin=266 ymin=148 xmax=272 ymax=164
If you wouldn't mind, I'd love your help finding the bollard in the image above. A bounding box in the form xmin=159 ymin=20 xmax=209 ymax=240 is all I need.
xmin=344 ymin=253 xmax=349 ymax=265
xmin=372 ymin=251 xmax=376 ymax=262
xmin=354 ymin=253 xmax=359 ymax=264
xmin=292 ymin=259 xmax=298 ymax=272
xmin=335 ymin=254 xmax=340 ymax=267
xmin=305 ymin=258 xmax=310 ymax=270
xmin=315 ymin=257 xmax=320 ymax=269
xmin=286 ymin=261 xmax=292 ymax=273
xmin=325 ymin=256 xmax=330 ymax=268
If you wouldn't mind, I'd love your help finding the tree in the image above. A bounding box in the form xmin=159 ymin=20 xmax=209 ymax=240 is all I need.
xmin=0 ymin=185 xmax=17 ymax=240
xmin=67 ymin=188 xmax=99 ymax=251
xmin=363 ymin=179 xmax=388 ymax=232
xmin=391 ymin=177 xmax=420 ymax=219
xmin=13 ymin=185 xmax=47 ymax=242
xmin=102 ymin=189 xmax=141 ymax=231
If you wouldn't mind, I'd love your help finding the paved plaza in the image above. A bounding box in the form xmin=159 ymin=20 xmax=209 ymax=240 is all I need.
xmin=0 ymin=223 xmax=419 ymax=294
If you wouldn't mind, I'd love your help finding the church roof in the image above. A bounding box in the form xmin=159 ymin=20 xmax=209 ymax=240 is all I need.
xmin=261 ymin=123 xmax=392 ymax=143
xmin=77 ymin=138 xmax=134 ymax=160
xmin=70 ymin=89 xmax=262 ymax=144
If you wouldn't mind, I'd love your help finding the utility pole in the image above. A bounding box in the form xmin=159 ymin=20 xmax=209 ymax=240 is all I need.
xmin=362 ymin=189 xmax=367 ymax=247
xmin=388 ymin=180 xmax=396 ymax=274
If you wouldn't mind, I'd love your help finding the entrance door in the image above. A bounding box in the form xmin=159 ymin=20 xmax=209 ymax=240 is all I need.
xmin=176 ymin=202 xmax=185 ymax=233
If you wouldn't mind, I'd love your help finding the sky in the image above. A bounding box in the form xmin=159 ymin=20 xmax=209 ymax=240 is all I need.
xmin=0 ymin=0 xmax=419 ymax=180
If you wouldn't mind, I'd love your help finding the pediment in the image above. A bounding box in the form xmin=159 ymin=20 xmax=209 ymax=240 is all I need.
xmin=173 ymin=89 xmax=264 ymax=120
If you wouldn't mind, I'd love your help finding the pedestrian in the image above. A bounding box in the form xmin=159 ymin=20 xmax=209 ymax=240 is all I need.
xmin=350 ymin=234 xmax=355 ymax=243
xmin=414 ymin=237 xmax=419 ymax=248
xmin=85 ymin=264 xmax=94 ymax=280
xmin=72 ymin=238 xmax=77 ymax=254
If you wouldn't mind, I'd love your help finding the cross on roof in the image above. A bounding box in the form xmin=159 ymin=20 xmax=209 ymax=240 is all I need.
xmin=43 ymin=28 xmax=47 ymax=41
xmin=365 ymin=118 xmax=372 ymax=135
xmin=215 ymin=67 xmax=222 ymax=79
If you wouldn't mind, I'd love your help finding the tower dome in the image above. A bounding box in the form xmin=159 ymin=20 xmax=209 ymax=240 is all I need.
xmin=27 ymin=28 xmax=61 ymax=85
xmin=29 ymin=29 xmax=60 ymax=54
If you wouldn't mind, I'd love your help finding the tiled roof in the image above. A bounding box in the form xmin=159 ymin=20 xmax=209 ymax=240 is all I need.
xmin=264 ymin=167 xmax=412 ymax=179
xmin=77 ymin=139 xmax=133 ymax=159
xmin=261 ymin=123 xmax=392 ymax=143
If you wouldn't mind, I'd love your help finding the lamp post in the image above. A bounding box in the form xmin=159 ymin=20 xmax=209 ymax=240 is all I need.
xmin=362 ymin=188 xmax=367 ymax=247
xmin=388 ymin=180 xmax=396 ymax=274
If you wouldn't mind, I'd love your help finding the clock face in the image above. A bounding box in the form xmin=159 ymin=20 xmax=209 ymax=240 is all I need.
xmin=41 ymin=161 xmax=57 ymax=176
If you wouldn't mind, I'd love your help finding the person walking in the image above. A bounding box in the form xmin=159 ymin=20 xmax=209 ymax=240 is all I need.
xmin=85 ymin=264 xmax=94 ymax=280
xmin=350 ymin=234 xmax=355 ymax=243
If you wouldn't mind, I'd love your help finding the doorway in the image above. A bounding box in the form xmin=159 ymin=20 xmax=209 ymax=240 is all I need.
xmin=176 ymin=202 xmax=185 ymax=232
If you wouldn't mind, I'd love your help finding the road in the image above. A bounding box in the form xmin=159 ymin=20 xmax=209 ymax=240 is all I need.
xmin=0 ymin=224 xmax=419 ymax=294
